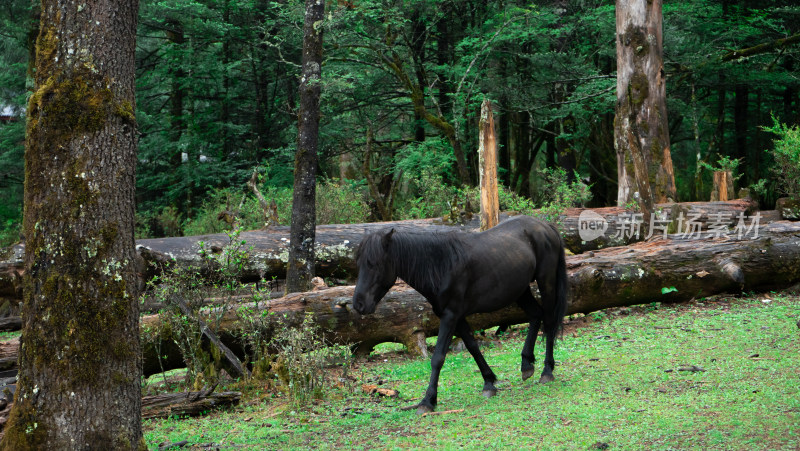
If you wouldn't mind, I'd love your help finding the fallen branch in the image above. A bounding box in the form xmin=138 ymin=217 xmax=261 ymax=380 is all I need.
xmin=141 ymin=389 xmax=242 ymax=420
xmin=721 ymin=33 xmax=800 ymax=62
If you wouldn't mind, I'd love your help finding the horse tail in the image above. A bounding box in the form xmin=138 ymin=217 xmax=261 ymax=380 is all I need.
xmin=552 ymin=233 xmax=569 ymax=337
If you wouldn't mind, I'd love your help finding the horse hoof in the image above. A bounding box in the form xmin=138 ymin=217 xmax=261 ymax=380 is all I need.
xmin=539 ymin=374 xmax=555 ymax=384
xmin=521 ymin=369 xmax=536 ymax=382
xmin=416 ymin=405 xmax=434 ymax=415
xmin=482 ymin=389 xmax=497 ymax=398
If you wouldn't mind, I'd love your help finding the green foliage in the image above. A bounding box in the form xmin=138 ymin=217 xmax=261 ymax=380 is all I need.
xmin=762 ymin=116 xmax=800 ymax=200
xmin=394 ymin=171 xmax=478 ymax=221
xmin=0 ymin=0 xmax=27 ymax=247
xmin=235 ymin=302 xmax=354 ymax=406
xmin=394 ymin=137 xmax=456 ymax=183
xmin=699 ymin=156 xmax=742 ymax=179
xmin=497 ymin=186 xmax=537 ymax=215
xmin=661 ymin=286 xmax=678 ymax=294
xmin=2 ymin=0 xmax=800 ymax=235
xmin=177 ymin=179 xmax=368 ymax=237
xmin=269 ymin=314 xmax=351 ymax=407
xmin=316 ymin=179 xmax=371 ymax=225
xmin=533 ymin=168 xmax=593 ymax=223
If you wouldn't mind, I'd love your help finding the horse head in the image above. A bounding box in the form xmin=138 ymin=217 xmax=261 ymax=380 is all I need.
xmin=352 ymin=228 xmax=397 ymax=315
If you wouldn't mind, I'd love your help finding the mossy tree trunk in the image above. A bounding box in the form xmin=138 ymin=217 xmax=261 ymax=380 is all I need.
xmin=286 ymin=0 xmax=324 ymax=293
xmin=0 ymin=0 xmax=143 ymax=448
xmin=614 ymin=0 xmax=676 ymax=224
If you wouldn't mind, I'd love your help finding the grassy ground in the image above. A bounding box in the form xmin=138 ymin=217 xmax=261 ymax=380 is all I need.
xmin=145 ymin=293 xmax=800 ymax=450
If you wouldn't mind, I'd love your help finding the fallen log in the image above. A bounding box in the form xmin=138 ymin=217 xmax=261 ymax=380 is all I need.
xmin=0 ymin=317 xmax=21 ymax=332
xmin=3 ymin=213 xmax=793 ymax=377
xmin=134 ymin=199 xmax=758 ymax=282
xmin=0 ymin=388 xmax=241 ymax=435
xmin=0 ymin=200 xmax=760 ymax=299
xmin=133 ymin=219 xmax=800 ymax=373
xmin=141 ymin=389 xmax=241 ymax=420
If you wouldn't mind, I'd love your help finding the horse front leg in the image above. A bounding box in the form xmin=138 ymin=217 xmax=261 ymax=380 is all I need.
xmin=455 ymin=319 xmax=498 ymax=397
xmin=416 ymin=311 xmax=457 ymax=415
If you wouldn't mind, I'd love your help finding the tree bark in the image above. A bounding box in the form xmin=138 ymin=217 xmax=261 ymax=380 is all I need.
xmin=721 ymin=32 xmax=800 ymax=62
xmin=710 ymin=171 xmax=735 ymax=202
xmin=286 ymin=0 xmax=325 ymax=293
xmin=614 ymin=0 xmax=677 ymax=222
xmin=478 ymin=100 xmax=499 ymax=231
xmin=1 ymin=0 xmax=143 ymax=448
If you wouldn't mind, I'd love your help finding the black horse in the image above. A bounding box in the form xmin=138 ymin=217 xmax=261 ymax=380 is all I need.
xmin=352 ymin=215 xmax=568 ymax=414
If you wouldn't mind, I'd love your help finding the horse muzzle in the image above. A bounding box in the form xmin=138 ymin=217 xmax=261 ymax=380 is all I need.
xmin=352 ymin=294 xmax=376 ymax=315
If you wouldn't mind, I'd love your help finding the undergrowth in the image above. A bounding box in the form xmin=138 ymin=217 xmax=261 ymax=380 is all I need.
xmin=143 ymin=292 xmax=800 ymax=450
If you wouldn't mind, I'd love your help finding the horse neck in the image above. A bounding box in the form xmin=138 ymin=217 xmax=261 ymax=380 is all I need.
xmin=389 ymin=233 xmax=463 ymax=296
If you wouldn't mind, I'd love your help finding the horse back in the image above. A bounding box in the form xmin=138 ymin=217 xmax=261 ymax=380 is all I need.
xmin=469 ymin=216 xmax=563 ymax=277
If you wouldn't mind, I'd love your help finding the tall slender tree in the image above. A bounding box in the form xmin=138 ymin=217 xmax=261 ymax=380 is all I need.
xmin=1 ymin=0 xmax=143 ymax=448
xmin=614 ymin=0 xmax=676 ymax=219
xmin=286 ymin=0 xmax=324 ymax=293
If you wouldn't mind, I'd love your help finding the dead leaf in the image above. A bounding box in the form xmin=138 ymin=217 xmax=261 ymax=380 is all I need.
xmin=696 ymin=270 xmax=710 ymax=278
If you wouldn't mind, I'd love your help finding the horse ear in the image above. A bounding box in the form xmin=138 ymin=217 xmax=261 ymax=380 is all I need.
xmin=382 ymin=228 xmax=395 ymax=248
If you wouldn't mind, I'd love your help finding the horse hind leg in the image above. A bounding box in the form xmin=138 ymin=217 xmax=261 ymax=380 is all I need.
xmin=455 ymin=319 xmax=498 ymax=398
xmin=516 ymin=289 xmax=543 ymax=382
xmin=537 ymin=279 xmax=558 ymax=384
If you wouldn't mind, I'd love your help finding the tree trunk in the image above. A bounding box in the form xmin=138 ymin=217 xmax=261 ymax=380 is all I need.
xmin=614 ymin=0 xmax=676 ymax=221
xmin=286 ymin=0 xmax=325 ymax=293
xmin=710 ymin=171 xmax=735 ymax=202
xmin=1 ymin=0 xmax=143 ymax=447
xmin=478 ymin=100 xmax=499 ymax=231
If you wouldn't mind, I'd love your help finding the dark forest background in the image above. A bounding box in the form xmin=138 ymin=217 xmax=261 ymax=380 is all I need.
xmin=1 ymin=0 xmax=798 ymax=243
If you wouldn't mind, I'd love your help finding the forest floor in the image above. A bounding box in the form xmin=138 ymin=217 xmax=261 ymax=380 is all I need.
xmin=141 ymin=290 xmax=800 ymax=450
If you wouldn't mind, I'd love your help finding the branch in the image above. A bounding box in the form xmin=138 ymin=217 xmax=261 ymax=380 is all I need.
xmin=721 ymin=33 xmax=800 ymax=62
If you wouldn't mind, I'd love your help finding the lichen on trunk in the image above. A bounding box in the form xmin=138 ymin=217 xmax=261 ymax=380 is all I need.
xmin=1 ymin=0 xmax=144 ymax=448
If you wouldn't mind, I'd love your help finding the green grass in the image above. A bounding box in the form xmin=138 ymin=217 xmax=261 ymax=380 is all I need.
xmin=0 ymin=330 xmax=20 ymax=341
xmin=144 ymin=294 xmax=800 ymax=450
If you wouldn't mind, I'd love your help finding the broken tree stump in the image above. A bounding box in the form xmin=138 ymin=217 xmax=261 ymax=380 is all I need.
xmin=710 ymin=171 xmax=735 ymax=201
xmin=478 ymin=99 xmax=499 ymax=231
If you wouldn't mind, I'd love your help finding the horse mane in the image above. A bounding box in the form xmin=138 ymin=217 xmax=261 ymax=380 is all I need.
xmin=357 ymin=229 xmax=468 ymax=295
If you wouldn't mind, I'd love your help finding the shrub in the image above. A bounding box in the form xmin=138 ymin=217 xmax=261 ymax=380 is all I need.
xmin=394 ymin=170 xmax=478 ymax=221
xmin=316 ymin=178 xmax=370 ymax=225
xmin=146 ymin=228 xmax=251 ymax=389
xmin=532 ymin=167 xmax=592 ymax=223
xmin=762 ymin=116 xmax=800 ymax=200
xmin=179 ymin=179 xmax=368 ymax=237
xmin=235 ymin=305 xmax=354 ymax=407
